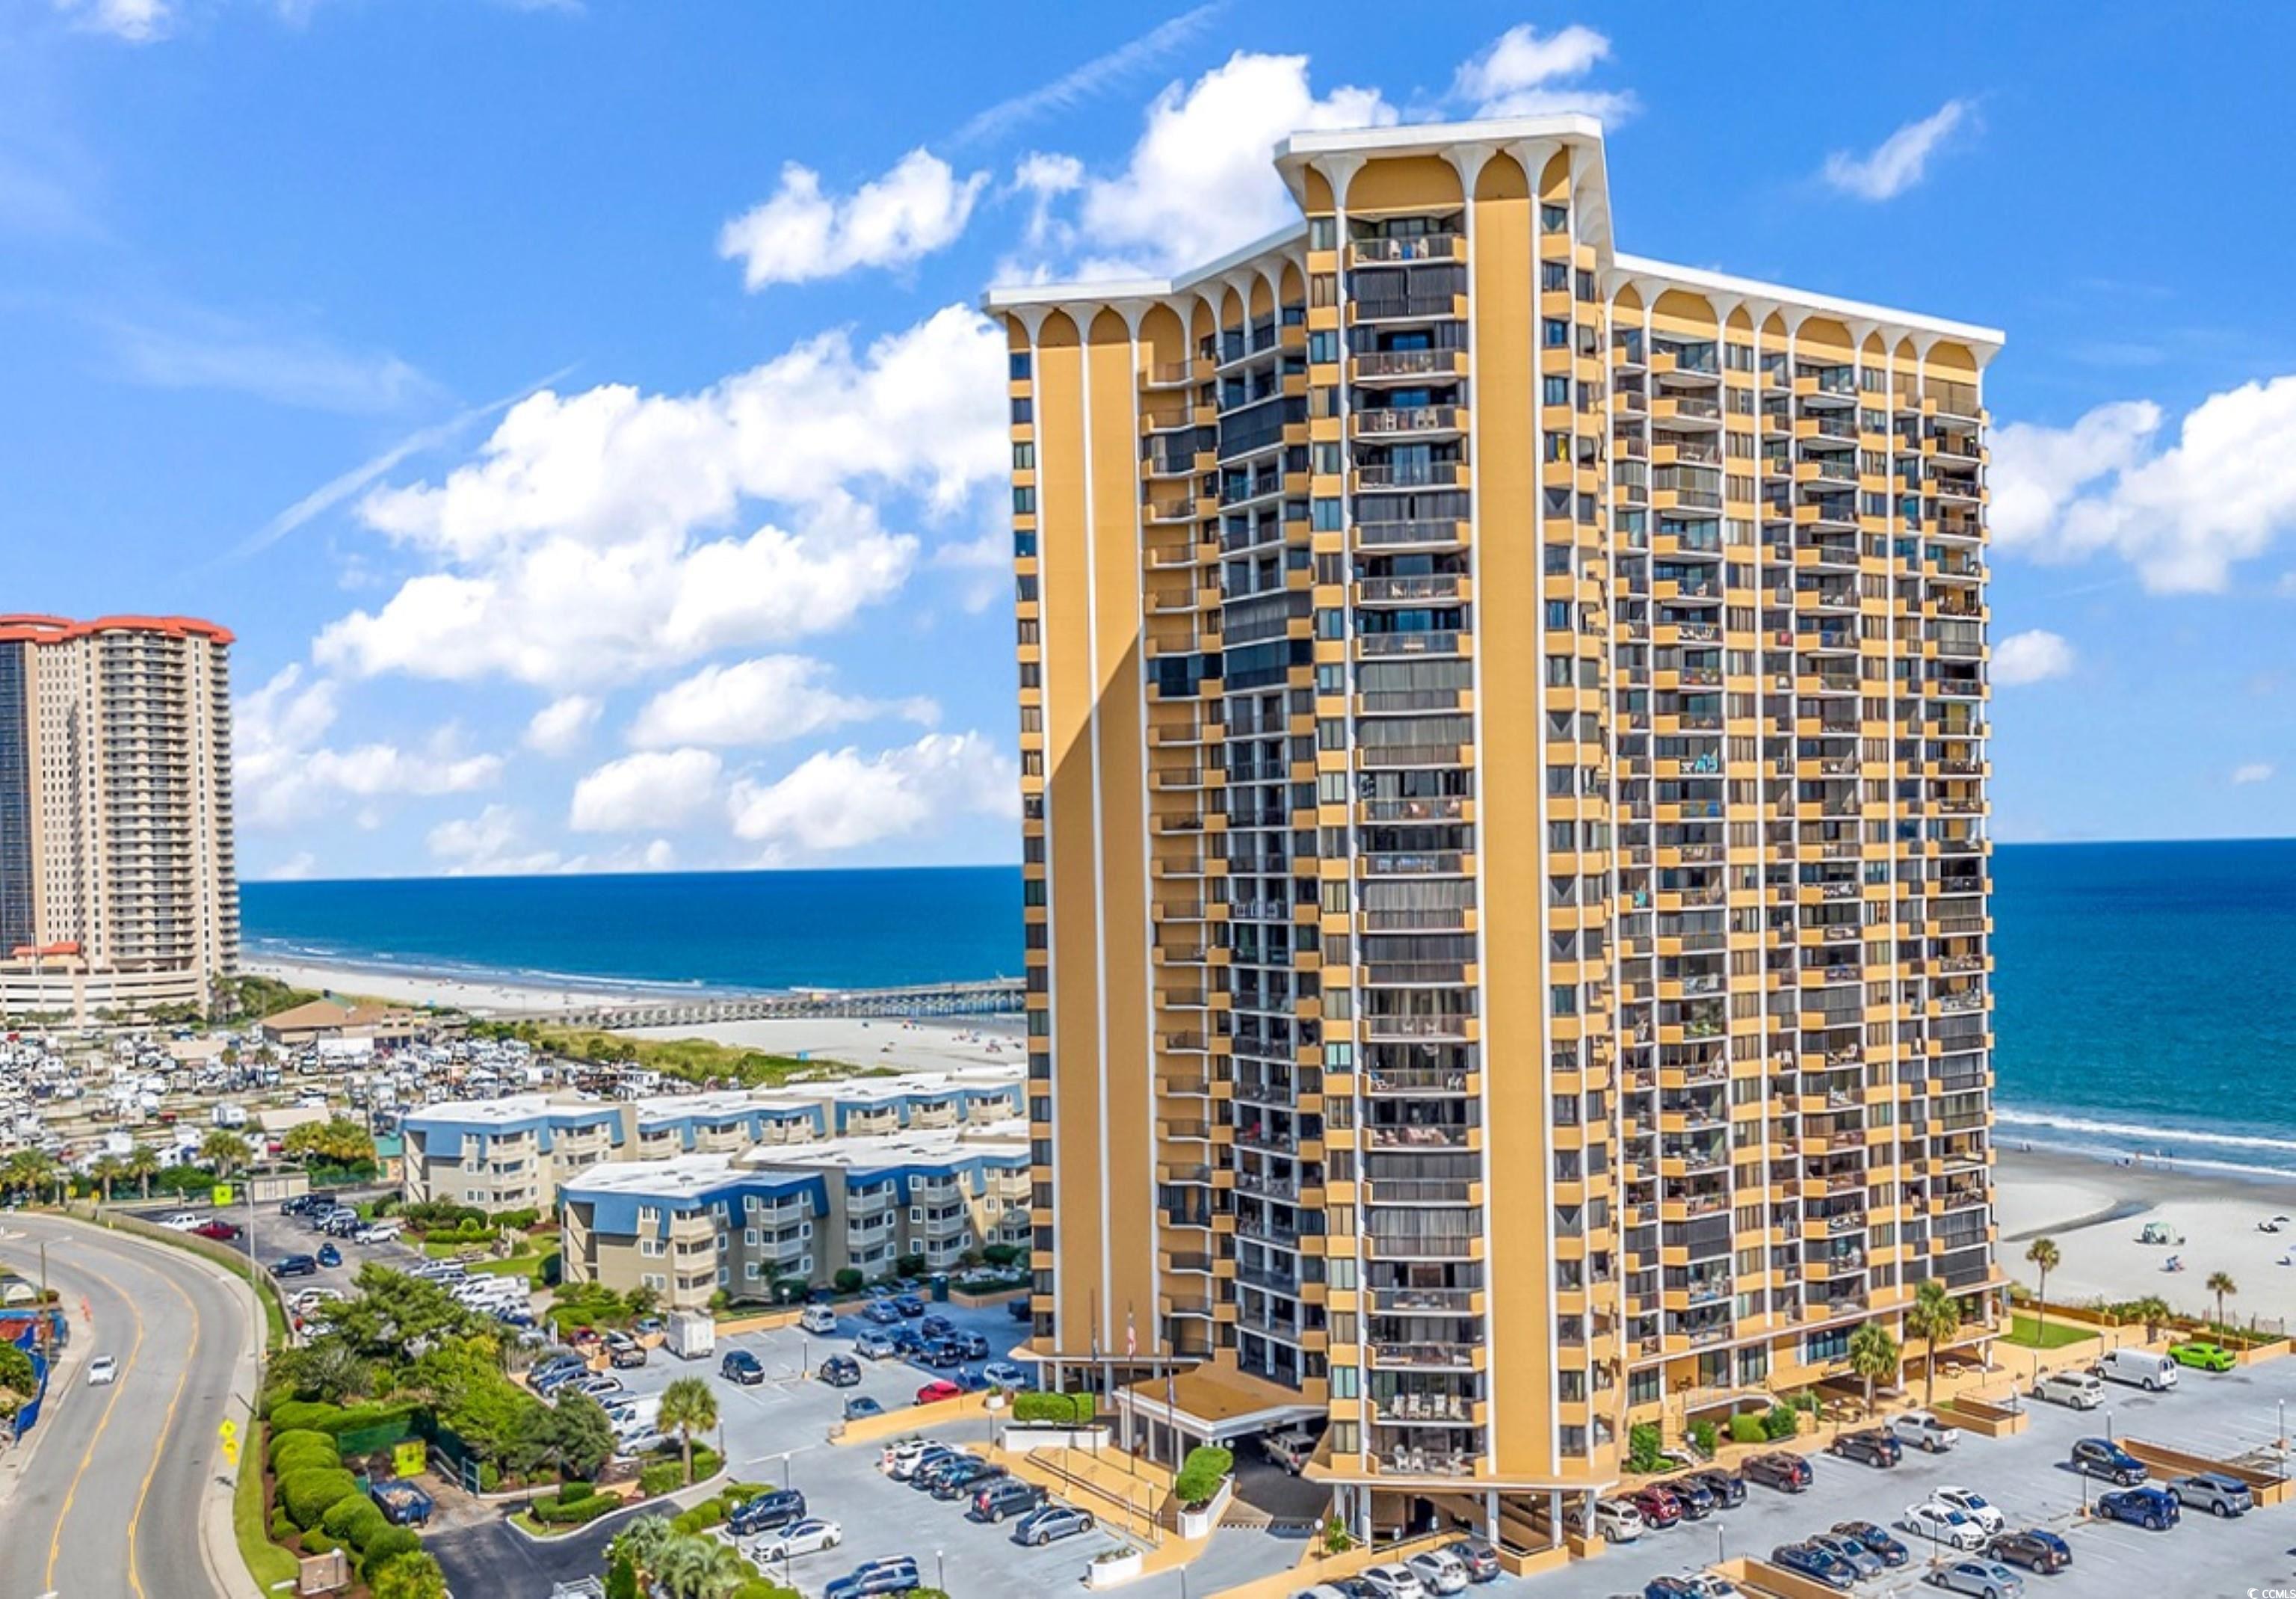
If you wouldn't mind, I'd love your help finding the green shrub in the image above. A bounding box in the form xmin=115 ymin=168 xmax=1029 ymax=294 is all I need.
xmin=1728 ymin=1412 xmax=1765 ymax=1446
xmin=360 ymin=1527 xmax=422 ymax=1581
xmin=1688 ymin=1419 xmax=1719 ymax=1456
xmin=558 ymin=1479 xmax=593 ymax=1503
xmin=268 ymin=1399 xmax=345 ymax=1435
xmin=1626 ymin=1421 xmax=1665 ymax=1473
xmin=607 ymin=1556 xmax=640 ymax=1599
xmin=301 ymin=1530 xmax=340 ymax=1557
xmin=270 ymin=1508 xmax=296 ymax=1544
xmin=638 ymin=1461 xmax=683 ymax=1498
xmin=1011 ymin=1390 xmax=1095 ymax=1426
xmin=271 ymin=1441 xmax=341 ymax=1480
xmin=833 ymin=1268 xmax=864 ymax=1293
xmin=691 ymin=1446 xmax=723 ymax=1482
xmin=670 ymin=1510 xmax=705 ymax=1536
xmin=478 ymin=1461 xmax=502 ymax=1493
xmin=1762 ymin=1404 xmax=1798 ymax=1441
xmin=266 ymin=1426 xmax=336 ymax=1467
xmin=280 ymin=1467 xmax=361 ymax=1529
xmin=533 ymin=1491 xmax=624 ymax=1526
xmin=321 ymin=1494 xmax=389 ymax=1549
xmin=1173 ymin=1445 xmax=1233 ymax=1507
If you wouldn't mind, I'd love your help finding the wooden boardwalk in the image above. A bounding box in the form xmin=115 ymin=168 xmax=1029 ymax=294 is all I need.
xmin=507 ymin=977 xmax=1025 ymax=1029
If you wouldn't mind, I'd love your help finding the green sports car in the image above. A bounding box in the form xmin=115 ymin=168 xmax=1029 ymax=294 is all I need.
xmin=2168 ymin=1339 xmax=2237 ymax=1372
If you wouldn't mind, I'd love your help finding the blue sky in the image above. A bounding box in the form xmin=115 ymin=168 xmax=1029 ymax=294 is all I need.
xmin=5 ymin=1 xmax=2295 ymax=879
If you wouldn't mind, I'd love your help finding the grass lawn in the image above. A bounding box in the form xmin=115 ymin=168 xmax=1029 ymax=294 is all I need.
xmin=233 ymin=1431 xmax=299 ymax=1592
xmin=469 ymin=1250 xmax=560 ymax=1284
xmin=2004 ymin=1310 xmax=2093 ymax=1350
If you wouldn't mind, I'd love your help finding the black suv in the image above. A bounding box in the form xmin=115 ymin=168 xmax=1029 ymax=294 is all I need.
xmin=818 ymin=1355 xmax=862 ymax=1387
xmin=930 ymin=1459 xmax=1003 ymax=1500
xmin=1659 ymin=1476 xmax=1716 ymax=1519
xmin=969 ymin=1477 xmax=1044 ymax=1523
xmin=1688 ymin=1470 xmax=1744 ymax=1509
xmin=727 ymin=1489 xmax=806 ymax=1536
xmin=1829 ymin=1428 xmax=1901 ymax=1467
xmin=2071 ymin=1436 xmax=2148 ymax=1485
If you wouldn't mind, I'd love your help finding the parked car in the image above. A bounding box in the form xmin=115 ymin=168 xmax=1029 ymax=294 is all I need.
xmin=86 ymin=1353 xmax=118 ymax=1386
xmin=2167 ymin=1339 xmax=2238 ymax=1372
xmin=190 ymin=1220 xmax=241 ymax=1241
xmin=1404 ymin=1548 xmax=1472 ymax=1595
xmin=315 ymin=1242 xmax=342 ymax=1268
xmin=931 ymin=1460 xmax=1004 ymax=1501
xmin=2033 ymin=1369 xmax=2105 ymax=1409
xmin=892 ymin=1295 xmax=926 ymax=1318
xmin=2070 ymin=1436 xmax=2149 ymax=1485
xmin=1658 ymin=1476 xmax=1715 ymax=1520
xmin=954 ymin=1331 xmax=990 ymax=1360
xmin=1743 ymin=1452 xmax=1812 ymax=1493
xmin=1899 ymin=1502 xmax=1989 ymax=1551
xmin=911 ymin=1455 xmax=976 ymax=1494
xmin=268 ymin=1254 xmax=318 ymax=1278
xmin=1686 ymin=1470 xmax=1744 ymax=1509
xmin=969 ymin=1476 xmax=1043 ymax=1523
xmin=884 ymin=1439 xmax=955 ymax=1480
xmin=824 ymin=1556 xmax=921 ymax=1599
xmin=800 ymin=1304 xmax=839 ymax=1336
xmin=155 ymin=1211 xmax=203 ymax=1230
xmin=750 ymin=1518 xmax=842 ymax=1560
xmin=728 ymin=1489 xmax=809 ymax=1536
xmin=1626 ymin=1485 xmax=1682 ymax=1528
xmin=1807 ymin=1531 xmax=1884 ymax=1580
xmin=919 ymin=1340 xmax=964 ymax=1370
xmin=1013 ymin=1504 xmax=1096 ymax=1546
xmin=1929 ymin=1487 xmax=2005 ymax=1535
xmin=1644 ymin=1579 xmax=1741 ymax=1599
xmin=1442 ymin=1536 xmax=1501 ymax=1583
xmin=981 ymin=1359 xmax=1028 ymax=1387
xmin=1926 ymin=1558 xmax=2025 ymax=1599
xmin=863 ymin=1300 xmax=902 ymax=1325
xmin=2095 ymin=1486 xmax=2180 ymax=1529
xmin=1584 ymin=1499 xmax=1644 ymax=1542
xmin=606 ymin=1334 xmax=647 ymax=1370
xmin=1831 ymin=1520 xmax=1910 ymax=1568
xmin=2097 ymin=1347 xmax=2179 ymax=1391
xmin=818 ymin=1355 xmax=862 ymax=1387
xmin=721 ymin=1349 xmax=766 ymax=1386
xmin=1830 ymin=1428 xmax=1902 ymax=1467
xmin=353 ymin=1221 xmax=401 ymax=1244
xmin=915 ymin=1378 xmax=963 ymax=1405
xmin=857 ymin=1331 xmax=899 ymax=1361
xmin=2168 ymin=1471 xmax=2253 ymax=1517
xmin=844 ymin=1396 xmax=886 ymax=1421
xmin=1891 ymin=1411 xmax=1961 ymax=1453
xmin=919 ymin=1314 xmax=954 ymax=1340
xmin=1357 ymin=1564 xmax=1430 ymax=1599
xmin=1769 ymin=1543 xmax=1855 ymax=1592
xmin=1987 ymin=1529 xmax=2072 ymax=1574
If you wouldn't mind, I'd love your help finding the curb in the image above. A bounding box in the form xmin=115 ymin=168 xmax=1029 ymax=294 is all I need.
xmin=501 ymin=1466 xmax=730 ymax=1543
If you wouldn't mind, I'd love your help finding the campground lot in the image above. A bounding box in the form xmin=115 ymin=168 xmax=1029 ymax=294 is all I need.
xmin=1522 ymin=1355 xmax=2296 ymax=1599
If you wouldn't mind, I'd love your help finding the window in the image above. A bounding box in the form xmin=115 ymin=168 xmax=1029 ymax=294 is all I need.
xmin=1541 ymin=259 xmax=1570 ymax=292
xmin=1013 ymin=442 xmax=1035 ymax=470
xmin=1012 ymin=486 xmax=1037 ymax=515
xmin=1541 ymin=203 xmax=1569 ymax=234
xmin=1307 ymin=330 xmax=1338 ymax=364
xmin=1010 ymin=396 xmax=1033 ymax=425
xmin=1543 ymin=318 xmax=1571 ymax=349
xmin=1805 ymin=1326 xmax=1851 ymax=1363
xmin=1308 ymin=216 xmax=1337 ymax=250
xmin=1008 ymin=351 xmax=1031 ymax=381
xmin=1543 ymin=375 xmax=1570 ymax=406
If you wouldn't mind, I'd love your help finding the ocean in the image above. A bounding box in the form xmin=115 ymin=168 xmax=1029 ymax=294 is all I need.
xmin=241 ymin=840 xmax=2296 ymax=1176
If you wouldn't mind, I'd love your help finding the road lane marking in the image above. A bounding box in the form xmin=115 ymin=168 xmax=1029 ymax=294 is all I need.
xmin=43 ymin=1251 xmax=146 ymax=1591
xmin=123 ymin=1249 xmax=205 ymax=1599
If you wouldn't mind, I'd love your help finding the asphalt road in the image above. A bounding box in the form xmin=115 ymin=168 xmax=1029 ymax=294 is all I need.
xmin=0 ymin=1214 xmax=256 ymax=1599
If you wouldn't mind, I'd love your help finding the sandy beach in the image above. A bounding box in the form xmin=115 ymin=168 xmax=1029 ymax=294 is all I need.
xmin=1998 ymin=1146 xmax=2296 ymax=1330
xmin=245 ymin=956 xmax=655 ymax=1014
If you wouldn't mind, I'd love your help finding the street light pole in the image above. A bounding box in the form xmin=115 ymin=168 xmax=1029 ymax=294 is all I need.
xmin=935 ymin=1549 xmax=944 ymax=1593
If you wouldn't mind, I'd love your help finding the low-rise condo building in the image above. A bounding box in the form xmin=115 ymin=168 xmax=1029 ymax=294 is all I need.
xmin=989 ymin=112 xmax=2001 ymax=1553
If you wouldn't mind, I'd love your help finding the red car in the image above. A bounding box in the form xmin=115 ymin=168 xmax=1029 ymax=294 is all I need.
xmin=191 ymin=1220 xmax=242 ymax=1241
xmin=915 ymin=1379 xmax=964 ymax=1405
xmin=1628 ymin=1485 xmax=1683 ymax=1528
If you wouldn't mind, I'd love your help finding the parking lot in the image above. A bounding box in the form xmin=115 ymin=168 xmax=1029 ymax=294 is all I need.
xmin=589 ymin=1294 xmax=1141 ymax=1599
xmin=132 ymin=1193 xmax=430 ymax=1319
xmin=1517 ymin=1358 xmax=2296 ymax=1599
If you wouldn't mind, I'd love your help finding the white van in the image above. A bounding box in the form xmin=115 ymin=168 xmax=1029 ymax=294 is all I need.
xmin=2099 ymin=1346 xmax=2179 ymax=1391
xmin=798 ymin=1304 xmax=838 ymax=1336
xmin=2034 ymin=1368 xmax=2105 ymax=1409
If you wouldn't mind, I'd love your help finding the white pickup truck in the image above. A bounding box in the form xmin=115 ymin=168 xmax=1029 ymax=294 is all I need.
xmin=1889 ymin=1411 xmax=1961 ymax=1453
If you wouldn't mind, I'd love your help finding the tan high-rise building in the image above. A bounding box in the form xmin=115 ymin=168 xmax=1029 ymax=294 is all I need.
xmin=0 ymin=614 xmax=238 ymax=1021
xmin=988 ymin=115 xmax=2002 ymax=1553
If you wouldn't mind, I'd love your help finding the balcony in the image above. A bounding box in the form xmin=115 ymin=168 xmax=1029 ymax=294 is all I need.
xmin=1352 ymin=405 xmax=1463 ymax=440
xmin=1348 ymin=235 xmax=1461 ymax=266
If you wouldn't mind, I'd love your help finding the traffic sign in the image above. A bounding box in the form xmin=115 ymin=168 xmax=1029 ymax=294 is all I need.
xmin=218 ymin=1419 xmax=238 ymax=1442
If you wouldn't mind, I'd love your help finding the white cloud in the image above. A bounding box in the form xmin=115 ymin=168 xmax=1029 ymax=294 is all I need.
xmin=427 ymin=804 xmax=565 ymax=875
xmin=1991 ymin=376 xmax=2296 ymax=592
xmin=719 ymin=150 xmax=987 ymax=290
xmin=52 ymin=0 xmax=171 ymax=41
xmin=726 ymin=732 xmax=1016 ymax=853
xmin=1071 ymin=52 xmax=1398 ymax=273
xmin=94 ymin=307 xmax=433 ymax=413
xmin=1822 ymin=100 xmax=1970 ymax=201
xmin=317 ymin=305 xmax=1006 ymax=689
xmin=1012 ymin=152 xmax=1084 ymax=248
xmin=524 ymin=694 xmax=601 ymax=756
xmin=951 ymin=3 xmax=1223 ymax=148
xmin=1451 ymin=22 xmax=1635 ymax=121
xmin=1991 ymin=629 xmax=2076 ymax=686
xmin=256 ymin=851 xmax=318 ymax=881
xmin=629 ymin=656 xmax=933 ymax=749
xmin=569 ymin=748 xmax=723 ymax=833
xmin=2232 ymin=762 xmax=2276 ymax=786
xmin=233 ymin=664 xmax=503 ymax=828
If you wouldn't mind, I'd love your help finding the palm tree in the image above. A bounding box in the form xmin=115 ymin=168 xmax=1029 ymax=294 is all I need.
xmin=2206 ymin=1270 xmax=2238 ymax=1336
xmin=653 ymin=1535 xmax=750 ymax=1599
xmin=5 ymin=1150 xmax=57 ymax=1207
xmin=2024 ymin=1236 xmax=2061 ymax=1346
xmin=1848 ymin=1321 xmax=1900 ymax=1417
xmin=609 ymin=1515 xmax=676 ymax=1580
xmin=1905 ymin=1278 xmax=1962 ymax=1408
xmin=656 ymin=1375 xmax=717 ymax=1486
xmin=89 ymin=1154 xmax=126 ymax=1205
xmin=2129 ymin=1294 xmax=2171 ymax=1343
xmin=125 ymin=1144 xmax=161 ymax=1200
xmin=198 ymin=1129 xmax=247 ymax=1178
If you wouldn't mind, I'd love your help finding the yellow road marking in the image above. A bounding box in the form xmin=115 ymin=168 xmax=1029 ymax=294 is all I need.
xmin=43 ymin=1249 xmax=146 ymax=1590
xmin=125 ymin=1256 xmax=204 ymax=1599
